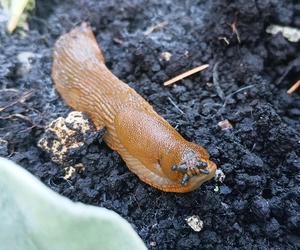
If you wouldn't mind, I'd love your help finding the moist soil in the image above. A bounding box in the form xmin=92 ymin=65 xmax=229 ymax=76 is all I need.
xmin=1 ymin=0 xmax=300 ymax=249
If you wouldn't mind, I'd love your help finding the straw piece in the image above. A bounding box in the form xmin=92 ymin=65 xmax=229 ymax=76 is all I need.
xmin=287 ymin=80 xmax=300 ymax=94
xmin=164 ymin=64 xmax=209 ymax=86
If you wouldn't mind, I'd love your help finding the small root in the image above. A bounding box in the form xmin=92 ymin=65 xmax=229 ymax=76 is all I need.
xmin=0 ymin=90 xmax=35 ymax=112
xmin=212 ymin=62 xmax=225 ymax=101
xmin=231 ymin=13 xmax=241 ymax=43
xmin=167 ymin=97 xmax=185 ymax=115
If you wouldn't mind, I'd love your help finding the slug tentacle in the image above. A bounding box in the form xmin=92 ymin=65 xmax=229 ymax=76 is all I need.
xmin=52 ymin=22 xmax=217 ymax=192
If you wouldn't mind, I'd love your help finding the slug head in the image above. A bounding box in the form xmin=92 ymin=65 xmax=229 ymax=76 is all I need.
xmin=160 ymin=142 xmax=217 ymax=191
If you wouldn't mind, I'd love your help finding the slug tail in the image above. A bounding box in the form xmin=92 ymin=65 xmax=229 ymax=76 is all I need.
xmin=51 ymin=22 xmax=106 ymax=114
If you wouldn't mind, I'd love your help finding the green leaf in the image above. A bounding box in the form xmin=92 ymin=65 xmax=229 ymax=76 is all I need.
xmin=0 ymin=157 xmax=147 ymax=250
xmin=0 ymin=0 xmax=35 ymax=32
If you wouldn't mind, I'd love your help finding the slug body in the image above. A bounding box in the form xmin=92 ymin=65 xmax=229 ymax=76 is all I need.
xmin=52 ymin=23 xmax=217 ymax=192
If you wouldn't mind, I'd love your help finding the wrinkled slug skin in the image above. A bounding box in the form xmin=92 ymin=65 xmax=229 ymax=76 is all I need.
xmin=52 ymin=23 xmax=217 ymax=192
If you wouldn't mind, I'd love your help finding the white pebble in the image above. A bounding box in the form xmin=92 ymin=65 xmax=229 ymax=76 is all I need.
xmin=185 ymin=215 xmax=204 ymax=232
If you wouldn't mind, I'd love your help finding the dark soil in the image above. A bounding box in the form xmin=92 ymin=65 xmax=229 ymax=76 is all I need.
xmin=1 ymin=0 xmax=300 ymax=249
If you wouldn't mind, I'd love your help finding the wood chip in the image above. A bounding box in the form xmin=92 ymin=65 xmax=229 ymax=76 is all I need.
xmin=218 ymin=119 xmax=233 ymax=130
xmin=287 ymin=80 xmax=300 ymax=94
xmin=163 ymin=64 xmax=209 ymax=86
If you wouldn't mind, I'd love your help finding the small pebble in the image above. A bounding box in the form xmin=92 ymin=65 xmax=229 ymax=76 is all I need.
xmin=251 ymin=196 xmax=270 ymax=219
xmin=160 ymin=52 xmax=172 ymax=62
xmin=218 ymin=119 xmax=233 ymax=130
xmin=265 ymin=218 xmax=281 ymax=238
xmin=17 ymin=51 xmax=37 ymax=76
xmin=0 ymin=139 xmax=8 ymax=156
xmin=185 ymin=215 xmax=204 ymax=232
xmin=220 ymin=185 xmax=232 ymax=195
xmin=38 ymin=111 xmax=102 ymax=166
xmin=214 ymin=169 xmax=226 ymax=182
xmin=150 ymin=241 xmax=157 ymax=247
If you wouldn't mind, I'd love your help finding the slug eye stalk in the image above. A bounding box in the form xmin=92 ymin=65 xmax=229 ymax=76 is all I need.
xmin=171 ymin=160 xmax=210 ymax=186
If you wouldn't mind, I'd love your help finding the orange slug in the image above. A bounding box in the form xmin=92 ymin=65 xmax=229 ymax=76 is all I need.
xmin=52 ymin=23 xmax=217 ymax=192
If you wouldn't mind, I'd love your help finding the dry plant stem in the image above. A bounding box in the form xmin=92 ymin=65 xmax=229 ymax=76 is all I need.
xmin=163 ymin=64 xmax=209 ymax=86
xmin=0 ymin=113 xmax=43 ymax=129
xmin=6 ymin=0 xmax=29 ymax=33
xmin=287 ymin=80 xmax=300 ymax=94
xmin=52 ymin=23 xmax=217 ymax=192
xmin=231 ymin=14 xmax=241 ymax=43
xmin=275 ymin=57 xmax=300 ymax=85
xmin=144 ymin=21 xmax=168 ymax=35
xmin=212 ymin=62 xmax=225 ymax=101
xmin=0 ymin=90 xmax=34 ymax=112
xmin=167 ymin=97 xmax=184 ymax=115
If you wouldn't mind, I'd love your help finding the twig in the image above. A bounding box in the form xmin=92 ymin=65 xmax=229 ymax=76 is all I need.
xmin=0 ymin=88 xmax=19 ymax=93
xmin=231 ymin=16 xmax=241 ymax=43
xmin=164 ymin=64 xmax=209 ymax=86
xmin=167 ymin=97 xmax=185 ymax=114
xmin=113 ymin=37 xmax=124 ymax=44
xmin=226 ymin=84 xmax=255 ymax=99
xmin=221 ymin=84 xmax=255 ymax=109
xmin=287 ymin=80 xmax=300 ymax=94
xmin=0 ymin=90 xmax=34 ymax=112
xmin=213 ymin=84 xmax=256 ymax=118
xmin=212 ymin=63 xmax=225 ymax=101
xmin=218 ymin=36 xmax=230 ymax=46
xmin=0 ymin=113 xmax=44 ymax=129
xmin=144 ymin=21 xmax=168 ymax=35
xmin=276 ymin=63 xmax=295 ymax=85
xmin=0 ymin=113 xmax=31 ymax=122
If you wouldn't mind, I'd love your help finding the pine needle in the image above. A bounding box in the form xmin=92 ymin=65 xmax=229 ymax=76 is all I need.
xmin=287 ymin=80 xmax=300 ymax=94
xmin=164 ymin=64 xmax=209 ymax=86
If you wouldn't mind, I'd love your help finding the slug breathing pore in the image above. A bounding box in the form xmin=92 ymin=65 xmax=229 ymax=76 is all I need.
xmin=52 ymin=23 xmax=217 ymax=192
